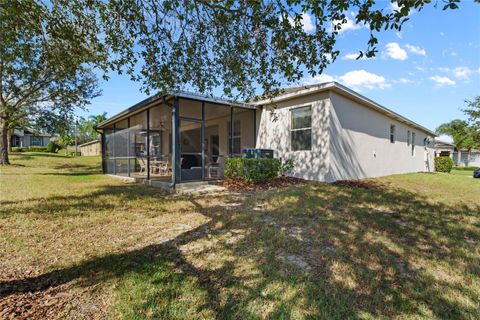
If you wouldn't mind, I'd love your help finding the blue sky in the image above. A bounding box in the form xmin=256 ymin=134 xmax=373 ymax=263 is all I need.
xmin=82 ymin=1 xmax=480 ymax=141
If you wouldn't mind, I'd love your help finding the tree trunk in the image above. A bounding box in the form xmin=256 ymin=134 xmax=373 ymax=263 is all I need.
xmin=0 ymin=112 xmax=10 ymax=165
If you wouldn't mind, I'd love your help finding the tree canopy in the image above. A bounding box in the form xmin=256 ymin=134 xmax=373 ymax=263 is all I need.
xmin=1 ymin=0 xmax=471 ymax=164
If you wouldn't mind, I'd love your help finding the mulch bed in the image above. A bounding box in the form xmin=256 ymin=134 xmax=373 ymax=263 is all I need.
xmin=333 ymin=179 xmax=385 ymax=189
xmin=221 ymin=177 xmax=307 ymax=192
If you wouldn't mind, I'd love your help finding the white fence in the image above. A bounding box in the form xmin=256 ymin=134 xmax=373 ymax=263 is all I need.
xmin=452 ymin=152 xmax=480 ymax=167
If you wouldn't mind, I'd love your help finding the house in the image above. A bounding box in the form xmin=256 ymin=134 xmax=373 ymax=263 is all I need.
xmin=434 ymin=139 xmax=480 ymax=167
xmin=79 ymin=140 xmax=101 ymax=156
xmin=10 ymin=128 xmax=52 ymax=148
xmin=95 ymin=82 xmax=436 ymax=189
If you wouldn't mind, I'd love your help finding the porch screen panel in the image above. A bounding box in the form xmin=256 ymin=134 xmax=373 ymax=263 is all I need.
xmin=113 ymin=119 xmax=129 ymax=176
xmin=149 ymin=104 xmax=172 ymax=181
xmin=129 ymin=111 xmax=148 ymax=178
xmin=104 ymin=127 xmax=115 ymax=173
xmin=204 ymin=103 xmax=231 ymax=179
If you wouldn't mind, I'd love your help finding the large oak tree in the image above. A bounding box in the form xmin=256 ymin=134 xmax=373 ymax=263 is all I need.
xmin=1 ymin=0 xmax=469 ymax=164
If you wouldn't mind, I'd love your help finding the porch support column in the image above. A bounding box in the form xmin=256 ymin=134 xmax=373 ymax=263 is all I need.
xmin=127 ymin=117 xmax=131 ymax=177
xmin=147 ymin=109 xmax=150 ymax=180
xmin=229 ymin=106 xmax=233 ymax=158
xmin=101 ymin=132 xmax=106 ymax=174
xmin=172 ymin=97 xmax=181 ymax=184
xmin=201 ymin=101 xmax=205 ymax=180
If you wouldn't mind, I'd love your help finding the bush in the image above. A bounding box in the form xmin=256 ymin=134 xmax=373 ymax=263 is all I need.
xmin=46 ymin=141 xmax=61 ymax=153
xmin=11 ymin=147 xmax=26 ymax=152
xmin=279 ymin=159 xmax=294 ymax=176
xmin=68 ymin=150 xmax=81 ymax=157
xmin=435 ymin=156 xmax=454 ymax=173
xmin=28 ymin=146 xmax=48 ymax=152
xmin=225 ymin=158 xmax=282 ymax=183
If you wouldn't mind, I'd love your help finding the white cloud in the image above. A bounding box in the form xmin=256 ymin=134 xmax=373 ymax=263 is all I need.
xmin=398 ymin=78 xmax=412 ymax=83
xmin=302 ymin=73 xmax=336 ymax=85
xmin=440 ymin=32 xmax=445 ymax=36
xmin=339 ymin=70 xmax=390 ymax=90
xmin=429 ymin=75 xmax=455 ymax=86
xmin=390 ymin=2 xmax=413 ymax=16
xmin=385 ymin=42 xmax=408 ymax=60
xmin=285 ymin=13 xmax=315 ymax=32
xmin=396 ymin=31 xmax=403 ymax=39
xmin=453 ymin=67 xmax=472 ymax=80
xmin=342 ymin=52 xmax=370 ymax=60
xmin=330 ymin=12 xmax=367 ymax=34
xmin=437 ymin=66 xmax=473 ymax=81
xmin=405 ymin=44 xmax=426 ymax=56
xmin=302 ymin=69 xmax=390 ymax=91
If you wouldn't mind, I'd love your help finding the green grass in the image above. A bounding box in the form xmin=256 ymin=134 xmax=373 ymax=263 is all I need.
xmin=1 ymin=153 xmax=479 ymax=319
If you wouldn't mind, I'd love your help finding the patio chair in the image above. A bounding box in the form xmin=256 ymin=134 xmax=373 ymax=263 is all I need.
xmin=138 ymin=157 xmax=147 ymax=175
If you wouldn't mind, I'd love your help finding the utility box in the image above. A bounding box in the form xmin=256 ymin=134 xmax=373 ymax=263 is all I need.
xmin=242 ymin=148 xmax=274 ymax=159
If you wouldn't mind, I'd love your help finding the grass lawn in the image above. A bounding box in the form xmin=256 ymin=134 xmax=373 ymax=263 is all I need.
xmin=1 ymin=153 xmax=479 ymax=319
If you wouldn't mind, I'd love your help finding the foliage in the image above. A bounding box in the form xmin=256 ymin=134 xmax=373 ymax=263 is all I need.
xmin=28 ymin=146 xmax=48 ymax=152
xmin=435 ymin=156 xmax=454 ymax=173
xmin=0 ymin=0 xmax=102 ymax=164
xmin=225 ymin=158 xmax=281 ymax=183
xmin=436 ymin=119 xmax=479 ymax=151
xmin=463 ymin=96 xmax=480 ymax=144
xmin=46 ymin=141 xmax=61 ymax=153
xmin=11 ymin=147 xmax=26 ymax=152
xmin=279 ymin=159 xmax=295 ymax=176
xmin=68 ymin=150 xmax=81 ymax=157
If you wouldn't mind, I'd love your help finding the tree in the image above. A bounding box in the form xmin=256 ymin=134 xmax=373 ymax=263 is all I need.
xmin=78 ymin=113 xmax=108 ymax=144
xmin=463 ymin=96 xmax=480 ymax=143
xmin=436 ymin=119 xmax=479 ymax=165
xmin=0 ymin=0 xmax=105 ymax=164
xmin=2 ymin=0 xmax=470 ymax=165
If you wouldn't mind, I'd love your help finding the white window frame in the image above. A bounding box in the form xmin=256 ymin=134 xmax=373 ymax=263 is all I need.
xmin=411 ymin=132 xmax=416 ymax=156
xmin=390 ymin=124 xmax=396 ymax=143
xmin=30 ymin=136 xmax=43 ymax=146
xmin=290 ymin=105 xmax=312 ymax=151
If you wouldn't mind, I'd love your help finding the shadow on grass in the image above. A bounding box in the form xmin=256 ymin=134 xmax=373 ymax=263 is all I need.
xmin=1 ymin=181 xmax=479 ymax=319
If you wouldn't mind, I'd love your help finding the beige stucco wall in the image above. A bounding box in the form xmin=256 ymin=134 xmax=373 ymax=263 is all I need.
xmin=256 ymin=92 xmax=331 ymax=181
xmin=80 ymin=142 xmax=101 ymax=156
xmin=255 ymin=90 xmax=435 ymax=182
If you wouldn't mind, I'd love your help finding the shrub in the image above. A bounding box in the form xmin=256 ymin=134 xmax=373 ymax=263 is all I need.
xmin=28 ymin=146 xmax=48 ymax=152
xmin=435 ymin=156 xmax=454 ymax=173
xmin=279 ymin=159 xmax=294 ymax=176
xmin=68 ymin=150 xmax=81 ymax=157
xmin=225 ymin=158 xmax=281 ymax=183
xmin=11 ymin=147 xmax=26 ymax=152
xmin=46 ymin=141 xmax=61 ymax=153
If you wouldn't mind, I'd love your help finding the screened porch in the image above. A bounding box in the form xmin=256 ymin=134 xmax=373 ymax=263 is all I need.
xmin=99 ymin=94 xmax=257 ymax=188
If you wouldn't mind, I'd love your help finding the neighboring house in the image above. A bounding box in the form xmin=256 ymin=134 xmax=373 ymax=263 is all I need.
xmin=10 ymin=128 xmax=52 ymax=148
xmin=434 ymin=139 xmax=480 ymax=167
xmin=95 ymin=82 xmax=436 ymax=189
xmin=79 ymin=140 xmax=101 ymax=156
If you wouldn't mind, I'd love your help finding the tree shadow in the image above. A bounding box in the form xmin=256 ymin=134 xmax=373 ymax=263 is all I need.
xmin=1 ymin=181 xmax=479 ymax=319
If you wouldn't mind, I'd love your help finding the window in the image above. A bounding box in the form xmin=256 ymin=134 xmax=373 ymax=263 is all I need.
xmin=228 ymin=120 xmax=241 ymax=155
xmin=390 ymin=124 xmax=396 ymax=143
xmin=407 ymin=130 xmax=411 ymax=146
xmin=411 ymin=132 xmax=416 ymax=156
xmin=31 ymin=136 xmax=43 ymax=146
xmin=291 ymin=106 xmax=312 ymax=151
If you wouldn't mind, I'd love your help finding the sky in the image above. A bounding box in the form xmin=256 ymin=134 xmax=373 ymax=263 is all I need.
xmin=81 ymin=1 xmax=480 ymax=142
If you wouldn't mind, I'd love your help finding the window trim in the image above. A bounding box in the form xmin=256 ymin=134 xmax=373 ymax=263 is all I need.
xmin=290 ymin=105 xmax=312 ymax=151
xmin=390 ymin=124 xmax=396 ymax=144
xmin=407 ymin=130 xmax=411 ymax=146
xmin=411 ymin=132 xmax=416 ymax=156
xmin=30 ymin=136 xmax=43 ymax=146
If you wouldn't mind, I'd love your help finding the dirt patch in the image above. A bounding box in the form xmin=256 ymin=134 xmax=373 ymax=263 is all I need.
xmin=221 ymin=177 xmax=307 ymax=192
xmin=333 ymin=179 xmax=385 ymax=189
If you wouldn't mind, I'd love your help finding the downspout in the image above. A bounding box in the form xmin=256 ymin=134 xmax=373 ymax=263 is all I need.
xmin=162 ymin=95 xmax=178 ymax=189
